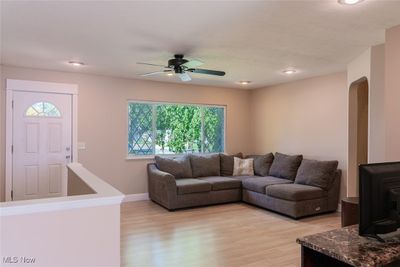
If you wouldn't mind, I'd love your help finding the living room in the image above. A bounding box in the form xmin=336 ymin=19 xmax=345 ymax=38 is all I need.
xmin=1 ymin=1 xmax=400 ymax=267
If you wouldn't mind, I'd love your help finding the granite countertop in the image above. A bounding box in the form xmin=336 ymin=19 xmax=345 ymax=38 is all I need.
xmin=297 ymin=225 xmax=400 ymax=267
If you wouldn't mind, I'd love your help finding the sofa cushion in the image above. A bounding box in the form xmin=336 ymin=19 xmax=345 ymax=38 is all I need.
xmin=199 ymin=176 xmax=242 ymax=191
xmin=233 ymin=157 xmax=254 ymax=176
xmin=220 ymin=153 xmax=243 ymax=176
xmin=228 ymin=175 xmax=260 ymax=181
xmin=155 ymin=155 xmax=192 ymax=178
xmin=295 ymin=159 xmax=339 ymax=190
xmin=242 ymin=176 xmax=293 ymax=194
xmin=269 ymin=152 xmax=303 ymax=180
xmin=246 ymin=153 xmax=274 ymax=176
xmin=266 ymin=184 xmax=327 ymax=201
xmin=176 ymin=179 xmax=212 ymax=195
xmin=190 ymin=154 xmax=221 ymax=177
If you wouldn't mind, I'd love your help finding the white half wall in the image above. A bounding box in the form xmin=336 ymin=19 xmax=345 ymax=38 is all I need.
xmin=1 ymin=204 xmax=120 ymax=267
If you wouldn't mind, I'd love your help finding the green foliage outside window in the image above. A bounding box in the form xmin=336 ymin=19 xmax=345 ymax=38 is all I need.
xmin=128 ymin=102 xmax=224 ymax=156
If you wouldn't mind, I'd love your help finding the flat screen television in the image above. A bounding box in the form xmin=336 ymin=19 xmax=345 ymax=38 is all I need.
xmin=359 ymin=162 xmax=400 ymax=242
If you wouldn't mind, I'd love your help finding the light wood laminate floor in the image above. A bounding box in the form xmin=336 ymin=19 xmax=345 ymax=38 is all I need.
xmin=121 ymin=201 xmax=340 ymax=267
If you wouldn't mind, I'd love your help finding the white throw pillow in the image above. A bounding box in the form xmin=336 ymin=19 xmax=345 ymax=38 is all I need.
xmin=233 ymin=157 xmax=254 ymax=176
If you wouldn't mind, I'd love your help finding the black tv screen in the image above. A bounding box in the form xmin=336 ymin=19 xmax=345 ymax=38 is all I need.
xmin=359 ymin=162 xmax=400 ymax=241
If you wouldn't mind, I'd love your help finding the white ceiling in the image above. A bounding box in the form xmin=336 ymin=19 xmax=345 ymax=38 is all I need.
xmin=2 ymin=0 xmax=400 ymax=89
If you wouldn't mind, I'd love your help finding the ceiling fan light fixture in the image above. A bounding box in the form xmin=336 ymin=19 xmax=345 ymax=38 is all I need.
xmin=68 ymin=61 xmax=85 ymax=66
xmin=338 ymin=0 xmax=363 ymax=5
xmin=137 ymin=54 xmax=225 ymax=81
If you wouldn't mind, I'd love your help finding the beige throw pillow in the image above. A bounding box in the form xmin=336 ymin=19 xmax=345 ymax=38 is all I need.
xmin=233 ymin=157 xmax=254 ymax=176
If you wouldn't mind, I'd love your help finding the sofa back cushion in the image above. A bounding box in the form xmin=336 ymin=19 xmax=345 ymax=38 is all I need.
xmin=245 ymin=153 xmax=274 ymax=176
xmin=155 ymin=155 xmax=192 ymax=178
xmin=220 ymin=153 xmax=243 ymax=176
xmin=190 ymin=153 xmax=221 ymax=177
xmin=295 ymin=159 xmax=338 ymax=190
xmin=269 ymin=152 xmax=303 ymax=180
xmin=233 ymin=157 xmax=254 ymax=176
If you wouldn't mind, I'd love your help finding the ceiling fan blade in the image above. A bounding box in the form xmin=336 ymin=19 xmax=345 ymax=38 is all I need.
xmin=179 ymin=73 xmax=192 ymax=82
xmin=140 ymin=71 xmax=170 ymax=76
xmin=182 ymin=59 xmax=203 ymax=69
xmin=188 ymin=68 xmax=225 ymax=76
xmin=137 ymin=62 xmax=167 ymax=67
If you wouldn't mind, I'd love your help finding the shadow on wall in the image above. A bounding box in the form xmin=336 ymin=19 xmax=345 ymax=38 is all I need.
xmin=348 ymin=77 xmax=369 ymax=197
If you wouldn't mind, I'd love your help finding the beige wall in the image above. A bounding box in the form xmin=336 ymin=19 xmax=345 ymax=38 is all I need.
xmin=0 ymin=66 xmax=252 ymax=200
xmin=0 ymin=65 xmax=5 ymax=201
xmin=385 ymin=25 xmax=400 ymax=161
xmin=346 ymin=49 xmax=370 ymax=196
xmin=2 ymin=41 xmax=395 ymax=202
xmin=347 ymin=48 xmax=371 ymax=87
xmin=67 ymin=168 xmax=95 ymax=196
xmin=250 ymin=72 xmax=348 ymax=199
xmin=369 ymin=45 xmax=386 ymax=163
xmin=346 ymin=45 xmax=386 ymax=197
xmin=1 ymin=204 xmax=120 ymax=267
xmin=345 ymin=25 xmax=400 ymax=195
xmin=346 ymin=45 xmax=386 ymax=164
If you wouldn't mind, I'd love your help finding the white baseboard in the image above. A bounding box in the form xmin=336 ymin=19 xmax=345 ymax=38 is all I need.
xmin=123 ymin=193 xmax=149 ymax=202
xmin=337 ymin=203 xmax=342 ymax=212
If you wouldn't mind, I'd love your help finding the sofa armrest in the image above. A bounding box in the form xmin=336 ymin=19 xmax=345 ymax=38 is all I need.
xmin=148 ymin=164 xmax=176 ymax=187
xmin=147 ymin=163 xmax=177 ymax=207
xmin=327 ymin=169 xmax=342 ymax=211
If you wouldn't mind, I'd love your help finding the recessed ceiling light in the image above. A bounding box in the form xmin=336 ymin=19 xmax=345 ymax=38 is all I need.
xmin=68 ymin=61 xmax=85 ymax=66
xmin=283 ymin=69 xmax=297 ymax=75
xmin=238 ymin=81 xmax=251 ymax=85
xmin=338 ymin=0 xmax=363 ymax=5
xmin=167 ymin=73 xmax=173 ymax=76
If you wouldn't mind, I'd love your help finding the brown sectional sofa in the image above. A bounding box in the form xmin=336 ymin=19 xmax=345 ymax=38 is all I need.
xmin=147 ymin=152 xmax=341 ymax=219
xmin=242 ymin=171 xmax=341 ymax=218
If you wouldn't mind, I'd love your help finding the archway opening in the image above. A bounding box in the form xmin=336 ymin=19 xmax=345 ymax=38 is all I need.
xmin=348 ymin=77 xmax=369 ymax=197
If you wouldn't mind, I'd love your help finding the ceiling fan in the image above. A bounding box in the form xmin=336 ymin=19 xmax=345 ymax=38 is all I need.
xmin=137 ymin=54 xmax=226 ymax=82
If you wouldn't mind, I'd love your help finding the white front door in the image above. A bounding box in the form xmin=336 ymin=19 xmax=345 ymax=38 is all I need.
xmin=12 ymin=91 xmax=72 ymax=200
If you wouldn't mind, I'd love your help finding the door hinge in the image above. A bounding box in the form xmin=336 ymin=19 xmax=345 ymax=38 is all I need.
xmin=11 ymin=100 xmax=14 ymax=109
xmin=11 ymin=190 xmax=13 ymax=200
xmin=11 ymin=145 xmax=13 ymax=153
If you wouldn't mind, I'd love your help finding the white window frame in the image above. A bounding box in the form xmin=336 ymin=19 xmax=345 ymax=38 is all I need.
xmin=126 ymin=100 xmax=227 ymax=160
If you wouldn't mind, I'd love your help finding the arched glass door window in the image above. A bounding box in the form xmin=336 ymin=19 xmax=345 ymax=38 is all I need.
xmin=25 ymin=102 xmax=61 ymax=117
